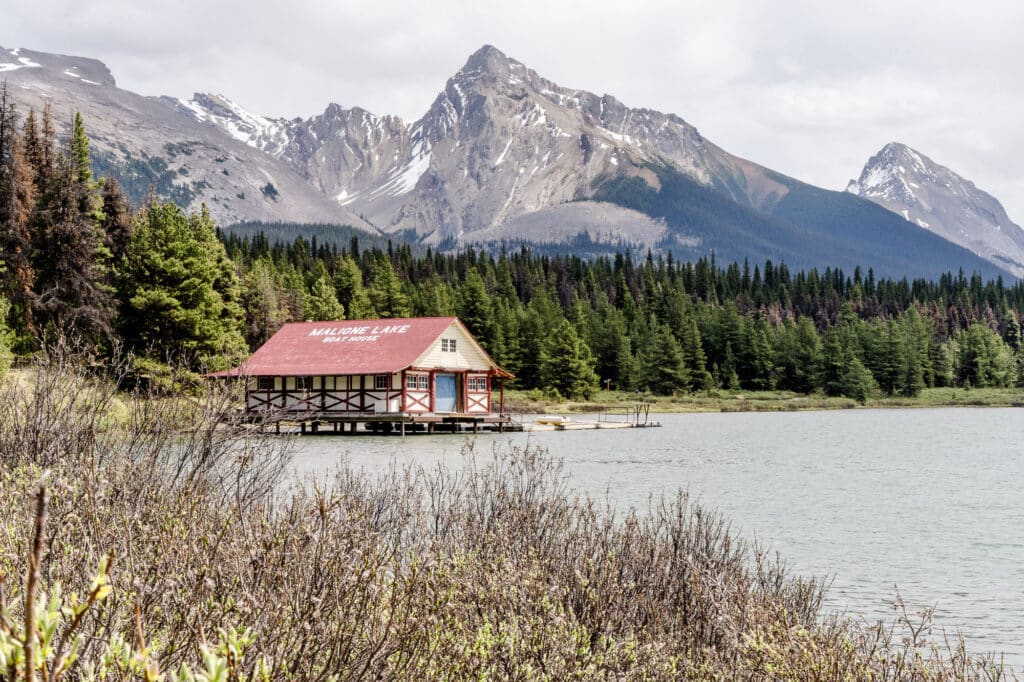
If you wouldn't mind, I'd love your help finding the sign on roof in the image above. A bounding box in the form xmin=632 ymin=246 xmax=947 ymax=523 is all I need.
xmin=308 ymin=323 xmax=412 ymax=344
xmin=232 ymin=317 xmax=504 ymax=377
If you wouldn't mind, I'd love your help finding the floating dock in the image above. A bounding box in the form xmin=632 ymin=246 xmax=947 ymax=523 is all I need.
xmin=525 ymin=419 xmax=661 ymax=432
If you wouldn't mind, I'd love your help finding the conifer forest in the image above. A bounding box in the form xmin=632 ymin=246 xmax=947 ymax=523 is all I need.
xmin=3 ymin=90 xmax=1024 ymax=401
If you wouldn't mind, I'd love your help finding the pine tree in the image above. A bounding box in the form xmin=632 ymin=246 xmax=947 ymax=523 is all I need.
xmin=120 ymin=201 xmax=247 ymax=370
xmin=774 ymin=317 xmax=821 ymax=393
xmin=679 ymin=316 xmax=712 ymax=390
xmin=305 ymin=273 xmax=345 ymax=321
xmin=641 ymin=323 xmax=689 ymax=395
xmin=538 ymin=319 xmax=600 ymax=400
xmin=455 ymin=269 xmax=494 ymax=350
xmin=100 ymin=177 xmax=133 ymax=266
xmin=240 ymin=258 xmax=291 ymax=348
xmin=334 ymin=256 xmax=374 ymax=319
xmin=368 ymin=256 xmax=411 ymax=318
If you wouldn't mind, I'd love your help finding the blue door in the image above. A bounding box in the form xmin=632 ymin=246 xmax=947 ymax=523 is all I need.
xmin=435 ymin=374 xmax=457 ymax=413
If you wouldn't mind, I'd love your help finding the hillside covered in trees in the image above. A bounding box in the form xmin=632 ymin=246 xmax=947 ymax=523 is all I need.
xmin=2 ymin=91 xmax=1024 ymax=401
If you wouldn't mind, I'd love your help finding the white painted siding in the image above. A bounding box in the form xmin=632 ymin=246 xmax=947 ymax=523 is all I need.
xmin=413 ymin=321 xmax=492 ymax=370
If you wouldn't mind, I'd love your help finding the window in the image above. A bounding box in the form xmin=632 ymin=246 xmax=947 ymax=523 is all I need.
xmin=407 ymin=374 xmax=430 ymax=390
xmin=374 ymin=375 xmax=389 ymax=390
xmin=257 ymin=377 xmax=274 ymax=391
xmin=296 ymin=376 xmax=313 ymax=391
xmin=468 ymin=376 xmax=488 ymax=392
xmin=441 ymin=338 xmax=457 ymax=352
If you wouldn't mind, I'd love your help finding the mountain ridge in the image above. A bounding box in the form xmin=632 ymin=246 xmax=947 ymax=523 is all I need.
xmin=0 ymin=43 xmax=1013 ymax=280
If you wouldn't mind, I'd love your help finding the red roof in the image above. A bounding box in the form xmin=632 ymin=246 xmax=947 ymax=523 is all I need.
xmin=223 ymin=317 xmax=503 ymax=377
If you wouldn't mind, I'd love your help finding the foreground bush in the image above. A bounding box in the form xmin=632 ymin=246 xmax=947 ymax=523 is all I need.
xmin=0 ymin=355 xmax=1013 ymax=680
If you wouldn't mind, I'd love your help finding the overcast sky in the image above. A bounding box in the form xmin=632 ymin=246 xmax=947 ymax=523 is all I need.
xmin=6 ymin=0 xmax=1023 ymax=222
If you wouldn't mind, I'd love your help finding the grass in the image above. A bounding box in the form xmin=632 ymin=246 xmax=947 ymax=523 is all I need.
xmin=507 ymin=387 xmax=1024 ymax=414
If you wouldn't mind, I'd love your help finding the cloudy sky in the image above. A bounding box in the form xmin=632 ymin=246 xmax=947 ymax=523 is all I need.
xmin=6 ymin=0 xmax=1023 ymax=221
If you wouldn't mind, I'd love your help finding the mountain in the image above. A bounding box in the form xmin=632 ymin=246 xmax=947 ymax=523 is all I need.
xmin=191 ymin=45 xmax=788 ymax=248
xmin=0 ymin=46 xmax=375 ymax=231
xmin=847 ymin=143 xmax=1024 ymax=277
xmin=1 ymin=44 xmax=1011 ymax=279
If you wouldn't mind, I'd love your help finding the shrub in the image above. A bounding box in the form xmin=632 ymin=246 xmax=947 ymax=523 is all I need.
xmin=0 ymin=352 xmax=1012 ymax=679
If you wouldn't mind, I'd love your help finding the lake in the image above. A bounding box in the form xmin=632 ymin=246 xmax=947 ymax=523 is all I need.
xmin=288 ymin=408 xmax=1024 ymax=664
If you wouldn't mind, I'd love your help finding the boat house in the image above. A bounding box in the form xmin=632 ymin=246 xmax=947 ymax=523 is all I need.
xmin=224 ymin=317 xmax=513 ymax=433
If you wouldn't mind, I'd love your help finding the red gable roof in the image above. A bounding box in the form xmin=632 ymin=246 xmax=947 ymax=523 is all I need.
xmin=227 ymin=317 xmax=494 ymax=377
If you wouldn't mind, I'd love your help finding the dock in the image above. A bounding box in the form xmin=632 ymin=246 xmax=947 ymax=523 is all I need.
xmin=245 ymin=403 xmax=659 ymax=435
xmin=525 ymin=404 xmax=661 ymax=431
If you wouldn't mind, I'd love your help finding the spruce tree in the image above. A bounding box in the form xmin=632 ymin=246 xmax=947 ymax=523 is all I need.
xmin=368 ymin=256 xmax=411 ymax=318
xmin=32 ymin=150 xmax=112 ymax=345
xmin=100 ymin=177 xmax=133 ymax=266
xmin=774 ymin=317 xmax=821 ymax=393
xmin=679 ymin=316 xmax=712 ymax=390
xmin=538 ymin=319 xmax=600 ymax=400
xmin=455 ymin=269 xmax=494 ymax=350
xmin=642 ymin=323 xmax=689 ymax=395
xmin=334 ymin=255 xmax=375 ymax=319
xmin=240 ymin=258 xmax=291 ymax=348
xmin=305 ymin=273 xmax=345 ymax=321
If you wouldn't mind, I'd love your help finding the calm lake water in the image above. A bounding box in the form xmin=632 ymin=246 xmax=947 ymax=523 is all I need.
xmin=288 ymin=408 xmax=1024 ymax=663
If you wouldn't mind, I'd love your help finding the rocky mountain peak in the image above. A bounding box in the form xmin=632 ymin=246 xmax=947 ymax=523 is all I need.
xmin=846 ymin=142 xmax=929 ymax=204
xmin=459 ymin=44 xmax=517 ymax=80
xmin=0 ymin=46 xmax=116 ymax=87
xmin=848 ymin=142 xmax=1024 ymax=275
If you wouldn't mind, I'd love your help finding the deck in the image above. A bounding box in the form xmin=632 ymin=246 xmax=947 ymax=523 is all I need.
xmin=244 ymin=403 xmax=661 ymax=436
xmin=248 ymin=410 xmax=522 ymax=434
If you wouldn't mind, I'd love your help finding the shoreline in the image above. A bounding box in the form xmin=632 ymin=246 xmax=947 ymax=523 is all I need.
xmin=506 ymin=386 xmax=1024 ymax=415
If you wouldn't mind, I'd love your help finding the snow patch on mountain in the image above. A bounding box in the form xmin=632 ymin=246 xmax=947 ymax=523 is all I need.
xmin=0 ymin=49 xmax=41 ymax=72
xmin=849 ymin=142 xmax=1024 ymax=276
xmin=181 ymin=93 xmax=291 ymax=152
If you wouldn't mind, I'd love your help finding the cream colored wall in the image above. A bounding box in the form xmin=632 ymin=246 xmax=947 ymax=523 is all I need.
xmin=413 ymin=321 xmax=492 ymax=370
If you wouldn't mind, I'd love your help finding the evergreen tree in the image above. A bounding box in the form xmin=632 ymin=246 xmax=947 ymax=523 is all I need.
xmin=32 ymin=150 xmax=112 ymax=345
xmin=240 ymin=258 xmax=291 ymax=348
xmin=774 ymin=317 xmax=821 ymax=393
xmin=0 ymin=85 xmax=36 ymax=340
xmin=120 ymin=202 xmax=247 ymax=370
xmin=820 ymin=332 xmax=877 ymax=401
xmin=334 ymin=255 xmax=374 ymax=319
xmin=538 ymin=319 xmax=600 ymax=400
xmin=305 ymin=273 xmax=345 ymax=321
xmin=455 ymin=269 xmax=495 ymax=349
xmin=955 ymin=322 xmax=1015 ymax=388
xmin=100 ymin=177 xmax=133 ymax=266
xmin=413 ymin=276 xmax=456 ymax=316
xmin=642 ymin=323 xmax=689 ymax=395
xmin=679 ymin=316 xmax=712 ymax=391
xmin=367 ymin=256 xmax=411 ymax=318
xmin=718 ymin=342 xmax=740 ymax=390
